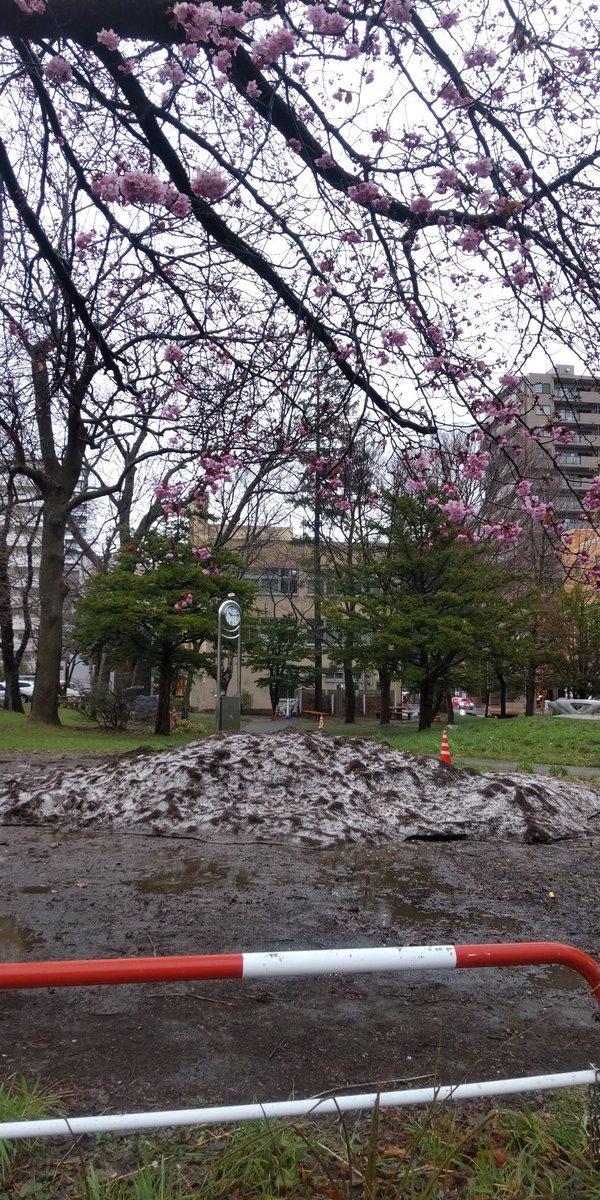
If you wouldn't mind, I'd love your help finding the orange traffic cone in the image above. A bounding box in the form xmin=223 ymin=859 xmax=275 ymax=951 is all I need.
xmin=318 ymin=714 xmax=324 ymax=731
xmin=439 ymin=728 xmax=452 ymax=765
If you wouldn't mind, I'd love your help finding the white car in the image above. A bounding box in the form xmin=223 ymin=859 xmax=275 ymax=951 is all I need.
xmin=0 ymin=679 xmax=34 ymax=701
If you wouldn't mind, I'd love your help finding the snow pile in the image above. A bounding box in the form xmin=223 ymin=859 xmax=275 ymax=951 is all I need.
xmin=0 ymin=732 xmax=598 ymax=846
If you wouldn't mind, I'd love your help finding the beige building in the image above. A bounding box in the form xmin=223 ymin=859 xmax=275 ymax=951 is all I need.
xmin=188 ymin=523 xmax=399 ymax=716
xmin=517 ymin=365 xmax=600 ymax=529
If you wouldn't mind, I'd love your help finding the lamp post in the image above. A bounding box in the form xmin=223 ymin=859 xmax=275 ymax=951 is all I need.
xmin=216 ymin=594 xmax=242 ymax=732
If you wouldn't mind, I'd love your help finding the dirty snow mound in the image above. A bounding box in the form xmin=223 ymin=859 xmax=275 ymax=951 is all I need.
xmin=0 ymin=732 xmax=597 ymax=846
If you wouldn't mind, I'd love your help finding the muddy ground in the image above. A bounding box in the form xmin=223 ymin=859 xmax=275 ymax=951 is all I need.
xmin=0 ymin=823 xmax=598 ymax=1112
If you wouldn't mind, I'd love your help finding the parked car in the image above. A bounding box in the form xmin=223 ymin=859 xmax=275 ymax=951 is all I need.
xmin=452 ymin=695 xmax=474 ymax=712
xmin=0 ymin=679 xmax=34 ymax=701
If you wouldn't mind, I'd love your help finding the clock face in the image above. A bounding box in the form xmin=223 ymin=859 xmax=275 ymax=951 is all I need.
xmin=223 ymin=602 xmax=240 ymax=629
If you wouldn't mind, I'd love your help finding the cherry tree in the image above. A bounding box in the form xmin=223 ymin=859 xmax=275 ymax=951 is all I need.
xmin=0 ymin=0 xmax=599 ymax=580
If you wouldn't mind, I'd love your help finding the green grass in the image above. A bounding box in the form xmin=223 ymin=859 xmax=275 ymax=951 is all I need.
xmin=295 ymin=715 xmax=600 ymax=769
xmin=1 ymin=1079 xmax=598 ymax=1198
xmin=0 ymin=708 xmax=212 ymax=757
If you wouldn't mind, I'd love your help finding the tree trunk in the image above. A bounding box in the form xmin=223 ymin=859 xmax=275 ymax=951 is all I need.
xmin=269 ymin=680 xmax=280 ymax=719
xmin=180 ymin=668 xmax=195 ymax=720
xmin=419 ymin=677 xmax=435 ymax=730
xmin=445 ymin=689 xmax=455 ymax=725
xmin=525 ymin=659 xmax=536 ymax=717
xmin=0 ymin=528 xmax=24 ymax=713
xmin=484 ymin=686 xmax=490 ymax=718
xmin=30 ymin=498 xmax=68 ymax=725
xmin=497 ymin=671 xmax=507 ymax=718
xmin=378 ymin=668 xmax=391 ymax=726
xmin=343 ymin=661 xmax=356 ymax=724
xmin=154 ymin=649 xmax=173 ymax=735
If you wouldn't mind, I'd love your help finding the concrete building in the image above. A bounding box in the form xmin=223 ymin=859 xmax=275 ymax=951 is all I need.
xmin=517 ymin=365 xmax=600 ymax=529
xmin=1 ymin=479 xmax=89 ymax=683
xmin=188 ymin=522 xmax=399 ymax=716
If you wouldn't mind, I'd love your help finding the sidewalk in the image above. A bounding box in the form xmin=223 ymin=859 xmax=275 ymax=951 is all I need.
xmin=456 ymin=756 xmax=600 ymax=778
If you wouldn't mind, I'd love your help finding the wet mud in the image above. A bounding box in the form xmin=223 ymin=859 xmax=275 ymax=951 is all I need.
xmin=0 ymin=827 xmax=598 ymax=1111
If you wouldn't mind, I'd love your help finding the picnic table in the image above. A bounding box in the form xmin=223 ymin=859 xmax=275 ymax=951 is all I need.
xmin=302 ymin=709 xmax=329 ymax=721
xmin=374 ymin=706 xmax=414 ymax=721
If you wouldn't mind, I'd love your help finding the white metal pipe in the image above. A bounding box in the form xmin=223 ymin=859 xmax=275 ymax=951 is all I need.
xmin=1 ymin=1070 xmax=596 ymax=1141
xmin=242 ymin=945 xmax=457 ymax=978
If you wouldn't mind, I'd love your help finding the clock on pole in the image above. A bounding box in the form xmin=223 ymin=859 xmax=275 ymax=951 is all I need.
xmin=216 ymin=593 xmax=242 ymax=731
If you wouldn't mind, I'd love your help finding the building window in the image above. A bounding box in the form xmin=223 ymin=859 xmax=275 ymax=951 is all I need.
xmin=533 ymin=382 xmax=551 ymax=394
xmin=556 ymin=386 xmax=577 ymax=400
xmin=557 ymin=453 xmax=581 ymax=465
xmin=534 ymin=404 xmax=552 ymax=415
xmin=253 ymin=568 xmax=299 ymax=596
xmin=306 ymin=573 xmax=344 ymax=597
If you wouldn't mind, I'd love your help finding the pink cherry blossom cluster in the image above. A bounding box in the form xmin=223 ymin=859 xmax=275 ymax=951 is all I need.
xmin=191 ymin=545 xmax=221 ymax=576
xmin=461 ymin=450 xmax=490 ymax=480
xmin=582 ymin=476 xmax=600 ymax=514
xmin=464 ymin=46 xmax=497 ymax=68
xmin=162 ymin=404 xmax=182 ymax=420
xmin=520 ymin=492 xmax=554 ymax=523
xmin=198 ymin=451 xmax=240 ymax=492
xmin=164 ymin=344 xmax=186 ymax=365
xmin=158 ymin=60 xmax=186 ymax=86
xmin=382 ymin=329 xmax=408 ymax=349
xmin=307 ymin=6 xmax=347 ymax=35
xmin=347 ymin=182 xmax=391 ymax=211
xmin=154 ymin=482 xmax=186 ymax=518
xmin=44 ymin=55 xmax=72 ymax=83
xmin=191 ymin=169 xmax=229 ymax=201
xmin=175 ymin=592 xmax=194 ymax=610
xmin=173 ymin=1 xmax=251 ymax=45
xmin=385 ymin=0 xmax=412 ymax=19
xmin=480 ymin=523 xmax=523 ymax=544
xmin=252 ymin=27 xmax=296 ymax=66
xmin=466 ymin=158 xmax=493 ymax=178
xmin=14 ymin=0 xmax=46 ymax=14
xmin=459 ymin=226 xmax=484 ymax=253
xmin=410 ymin=195 xmax=432 ymax=214
xmin=553 ymin=427 xmax=574 ymax=446
xmin=97 ymin=29 xmax=121 ymax=50
xmin=92 ymin=172 xmax=191 ymax=216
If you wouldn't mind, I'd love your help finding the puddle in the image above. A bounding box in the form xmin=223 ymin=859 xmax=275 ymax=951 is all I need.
xmin=324 ymin=855 xmax=524 ymax=935
xmin=0 ymin=916 xmax=43 ymax=959
xmin=134 ymin=857 xmax=229 ymax=894
xmin=531 ymin=965 xmax=589 ymax=992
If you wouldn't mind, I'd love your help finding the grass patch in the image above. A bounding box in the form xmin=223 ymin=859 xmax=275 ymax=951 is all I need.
xmin=295 ymin=715 xmax=600 ymax=769
xmin=0 ymin=1079 xmax=598 ymax=1198
xmin=0 ymin=708 xmax=212 ymax=757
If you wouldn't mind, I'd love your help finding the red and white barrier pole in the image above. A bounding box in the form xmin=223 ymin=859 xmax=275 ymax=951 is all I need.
xmin=0 ymin=1069 xmax=598 ymax=1140
xmin=0 ymin=941 xmax=598 ymax=1141
xmin=0 ymin=942 xmax=598 ymax=997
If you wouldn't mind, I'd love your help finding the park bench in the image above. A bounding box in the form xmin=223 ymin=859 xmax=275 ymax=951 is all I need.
xmin=301 ymin=709 xmax=329 ymax=721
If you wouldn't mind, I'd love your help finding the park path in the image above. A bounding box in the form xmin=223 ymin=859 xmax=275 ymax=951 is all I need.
xmin=455 ymin=757 xmax=600 ymax=778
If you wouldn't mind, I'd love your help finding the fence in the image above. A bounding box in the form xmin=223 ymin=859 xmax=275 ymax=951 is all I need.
xmin=0 ymin=940 xmax=598 ymax=1139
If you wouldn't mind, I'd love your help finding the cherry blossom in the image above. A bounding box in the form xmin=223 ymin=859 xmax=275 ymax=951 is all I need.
xmin=307 ymin=7 xmax=346 ymax=36
xmin=191 ymin=169 xmax=228 ymax=200
xmin=96 ymin=29 xmax=120 ymax=50
xmin=252 ymin=27 xmax=295 ymax=66
xmin=44 ymin=55 xmax=72 ymax=83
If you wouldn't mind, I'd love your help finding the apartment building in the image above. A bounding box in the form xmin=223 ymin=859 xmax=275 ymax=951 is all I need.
xmin=517 ymin=365 xmax=600 ymax=529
